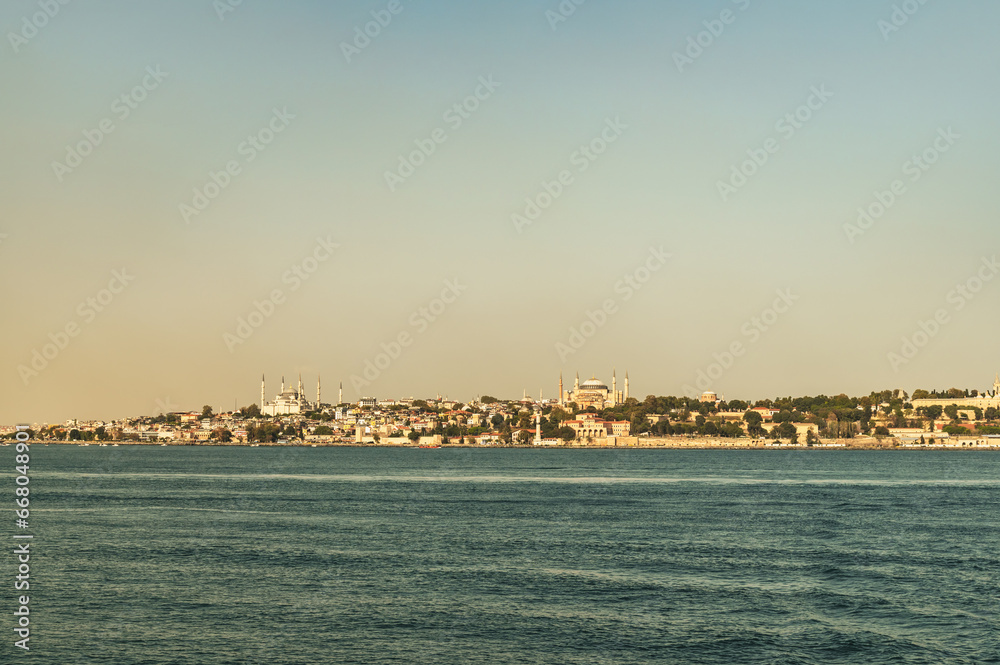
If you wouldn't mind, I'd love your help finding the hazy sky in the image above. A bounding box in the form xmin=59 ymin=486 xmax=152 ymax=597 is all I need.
xmin=3 ymin=0 xmax=999 ymax=424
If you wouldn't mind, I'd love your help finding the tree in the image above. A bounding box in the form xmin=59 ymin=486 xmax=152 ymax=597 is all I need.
xmin=874 ymin=426 xmax=890 ymax=439
xmin=944 ymin=404 xmax=959 ymax=420
xmin=314 ymin=426 xmax=334 ymax=436
xmin=912 ymin=389 xmax=930 ymax=400
xmin=774 ymin=422 xmax=796 ymax=440
xmin=95 ymin=426 xmax=108 ymax=441
xmin=986 ymin=407 xmax=999 ymax=422
xmin=202 ymin=405 xmax=214 ymax=419
xmin=211 ymin=427 xmax=232 ymax=443
xmin=924 ymin=405 xmax=943 ymax=420
xmin=516 ymin=430 xmax=533 ymax=445
xmin=743 ymin=411 xmax=764 ymax=438
xmin=240 ymin=404 xmax=261 ymax=419
xmin=408 ymin=430 xmax=420 ymax=443
xmin=481 ymin=396 xmax=498 ymax=404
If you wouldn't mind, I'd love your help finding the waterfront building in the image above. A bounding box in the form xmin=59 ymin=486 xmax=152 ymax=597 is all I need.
xmin=565 ymin=413 xmax=631 ymax=440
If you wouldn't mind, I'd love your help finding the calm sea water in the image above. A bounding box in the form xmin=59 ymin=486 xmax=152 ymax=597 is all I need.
xmin=10 ymin=446 xmax=1000 ymax=664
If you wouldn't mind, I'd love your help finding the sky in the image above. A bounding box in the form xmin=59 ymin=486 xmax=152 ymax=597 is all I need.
xmin=2 ymin=0 xmax=999 ymax=424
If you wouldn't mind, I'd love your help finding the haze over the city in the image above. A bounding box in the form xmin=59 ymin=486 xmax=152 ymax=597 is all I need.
xmin=3 ymin=0 xmax=999 ymax=424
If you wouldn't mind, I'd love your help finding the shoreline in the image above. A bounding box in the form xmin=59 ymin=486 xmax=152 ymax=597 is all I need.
xmin=18 ymin=437 xmax=1000 ymax=450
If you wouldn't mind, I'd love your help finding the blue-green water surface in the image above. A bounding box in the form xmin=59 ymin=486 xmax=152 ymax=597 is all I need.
xmin=9 ymin=447 xmax=1000 ymax=664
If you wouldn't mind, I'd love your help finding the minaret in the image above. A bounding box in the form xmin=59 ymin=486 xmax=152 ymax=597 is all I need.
xmin=298 ymin=374 xmax=304 ymax=399
xmin=624 ymin=372 xmax=629 ymax=401
xmin=574 ymin=372 xmax=580 ymax=391
xmin=317 ymin=375 xmax=321 ymax=409
xmin=339 ymin=382 xmax=343 ymax=405
xmin=261 ymin=374 xmax=265 ymax=410
xmin=559 ymin=373 xmax=564 ymax=407
xmin=612 ymin=369 xmax=617 ymax=405
xmin=281 ymin=376 xmax=285 ymax=393
xmin=534 ymin=411 xmax=541 ymax=445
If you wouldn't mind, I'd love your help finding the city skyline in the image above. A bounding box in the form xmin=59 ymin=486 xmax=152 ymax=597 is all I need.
xmin=3 ymin=1 xmax=1000 ymax=424
xmin=9 ymin=368 xmax=1000 ymax=426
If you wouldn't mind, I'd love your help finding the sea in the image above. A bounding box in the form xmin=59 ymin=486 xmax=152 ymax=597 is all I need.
xmin=10 ymin=446 xmax=1000 ymax=664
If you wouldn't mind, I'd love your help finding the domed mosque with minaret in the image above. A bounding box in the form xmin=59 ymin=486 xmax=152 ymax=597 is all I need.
xmin=559 ymin=370 xmax=629 ymax=410
xmin=260 ymin=374 xmax=320 ymax=416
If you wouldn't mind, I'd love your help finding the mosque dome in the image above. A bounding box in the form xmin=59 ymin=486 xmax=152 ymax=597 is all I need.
xmin=581 ymin=377 xmax=608 ymax=390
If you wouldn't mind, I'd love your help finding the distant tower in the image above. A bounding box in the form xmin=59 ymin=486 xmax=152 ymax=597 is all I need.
xmin=281 ymin=376 xmax=285 ymax=393
xmin=339 ymin=382 xmax=343 ymax=405
xmin=574 ymin=372 xmax=580 ymax=391
xmin=539 ymin=388 xmax=543 ymax=403
xmin=298 ymin=374 xmax=304 ymax=399
xmin=994 ymin=373 xmax=1000 ymax=397
xmin=317 ymin=375 xmax=321 ymax=409
xmin=261 ymin=374 xmax=265 ymax=410
xmin=612 ymin=369 xmax=617 ymax=405
xmin=624 ymin=372 xmax=630 ymax=401
xmin=534 ymin=411 xmax=541 ymax=445
xmin=559 ymin=373 xmax=564 ymax=407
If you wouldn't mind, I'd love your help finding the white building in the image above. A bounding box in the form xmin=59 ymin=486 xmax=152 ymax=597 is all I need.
xmin=260 ymin=374 xmax=318 ymax=416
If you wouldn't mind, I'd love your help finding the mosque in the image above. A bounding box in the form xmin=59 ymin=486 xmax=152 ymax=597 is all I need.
xmin=559 ymin=371 xmax=629 ymax=410
xmin=260 ymin=374 xmax=320 ymax=416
